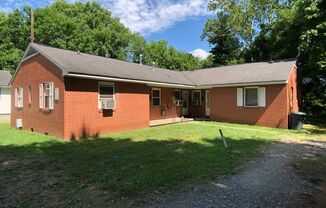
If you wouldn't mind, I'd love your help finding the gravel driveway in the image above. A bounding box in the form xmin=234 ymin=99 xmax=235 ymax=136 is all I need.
xmin=148 ymin=139 xmax=325 ymax=208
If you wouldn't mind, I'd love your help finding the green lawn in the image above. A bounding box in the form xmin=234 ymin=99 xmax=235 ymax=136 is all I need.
xmin=0 ymin=121 xmax=323 ymax=207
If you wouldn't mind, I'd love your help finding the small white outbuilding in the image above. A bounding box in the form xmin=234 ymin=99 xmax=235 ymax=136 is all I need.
xmin=0 ymin=70 xmax=11 ymax=115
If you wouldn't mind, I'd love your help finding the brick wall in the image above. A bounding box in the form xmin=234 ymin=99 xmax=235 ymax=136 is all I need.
xmin=64 ymin=78 xmax=150 ymax=139
xmin=210 ymin=84 xmax=289 ymax=128
xmin=287 ymin=67 xmax=299 ymax=113
xmin=149 ymin=87 xmax=182 ymax=120
xmin=11 ymin=54 xmax=65 ymax=138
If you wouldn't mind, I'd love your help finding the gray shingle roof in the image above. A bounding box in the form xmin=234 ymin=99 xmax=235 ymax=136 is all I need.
xmin=31 ymin=43 xmax=194 ymax=86
xmin=28 ymin=43 xmax=295 ymax=87
xmin=182 ymin=60 xmax=295 ymax=86
xmin=0 ymin=70 xmax=12 ymax=86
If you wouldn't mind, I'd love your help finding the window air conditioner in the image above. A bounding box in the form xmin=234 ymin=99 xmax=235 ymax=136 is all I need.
xmin=101 ymin=98 xmax=116 ymax=109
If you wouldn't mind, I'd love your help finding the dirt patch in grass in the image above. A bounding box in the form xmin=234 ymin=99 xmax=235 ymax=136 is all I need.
xmin=293 ymin=151 xmax=326 ymax=208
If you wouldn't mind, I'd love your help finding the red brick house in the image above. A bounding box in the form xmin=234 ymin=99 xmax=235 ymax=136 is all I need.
xmin=11 ymin=43 xmax=298 ymax=140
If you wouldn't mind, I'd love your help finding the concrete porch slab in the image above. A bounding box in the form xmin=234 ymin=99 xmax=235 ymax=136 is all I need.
xmin=150 ymin=117 xmax=194 ymax=127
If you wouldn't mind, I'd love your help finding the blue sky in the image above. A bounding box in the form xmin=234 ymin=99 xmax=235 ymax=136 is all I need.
xmin=0 ymin=0 xmax=213 ymax=59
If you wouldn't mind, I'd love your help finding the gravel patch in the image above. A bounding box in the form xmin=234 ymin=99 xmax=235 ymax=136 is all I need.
xmin=148 ymin=140 xmax=325 ymax=208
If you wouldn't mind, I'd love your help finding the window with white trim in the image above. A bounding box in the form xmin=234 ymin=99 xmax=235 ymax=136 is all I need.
xmin=39 ymin=82 xmax=54 ymax=110
xmin=244 ymin=88 xmax=258 ymax=107
xmin=99 ymin=83 xmax=115 ymax=99
xmin=173 ymin=90 xmax=181 ymax=100
xmin=28 ymin=85 xmax=32 ymax=104
xmin=152 ymin=88 xmax=161 ymax=106
xmin=98 ymin=83 xmax=116 ymax=109
xmin=15 ymin=87 xmax=23 ymax=108
xmin=192 ymin=90 xmax=201 ymax=106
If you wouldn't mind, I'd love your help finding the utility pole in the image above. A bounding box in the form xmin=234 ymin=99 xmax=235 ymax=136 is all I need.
xmin=30 ymin=9 xmax=35 ymax=43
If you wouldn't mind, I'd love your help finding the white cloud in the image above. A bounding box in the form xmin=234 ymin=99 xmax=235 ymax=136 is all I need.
xmin=191 ymin=48 xmax=210 ymax=60
xmin=0 ymin=0 xmax=211 ymax=35
xmin=97 ymin=0 xmax=211 ymax=34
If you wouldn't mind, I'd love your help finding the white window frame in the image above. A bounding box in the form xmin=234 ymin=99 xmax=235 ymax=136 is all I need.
xmin=15 ymin=87 xmax=23 ymax=108
xmin=98 ymin=82 xmax=116 ymax=109
xmin=28 ymin=85 xmax=32 ymax=104
xmin=98 ymin=82 xmax=115 ymax=99
xmin=151 ymin=88 xmax=161 ymax=106
xmin=192 ymin=90 xmax=201 ymax=106
xmin=43 ymin=82 xmax=54 ymax=110
xmin=39 ymin=82 xmax=54 ymax=110
xmin=244 ymin=87 xmax=259 ymax=107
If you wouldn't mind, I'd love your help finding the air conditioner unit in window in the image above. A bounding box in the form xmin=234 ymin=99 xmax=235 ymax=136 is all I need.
xmin=193 ymin=100 xmax=200 ymax=106
xmin=174 ymin=100 xmax=183 ymax=106
xmin=101 ymin=98 xmax=116 ymax=109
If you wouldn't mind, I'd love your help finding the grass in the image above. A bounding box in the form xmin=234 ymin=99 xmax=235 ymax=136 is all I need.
xmin=0 ymin=121 xmax=324 ymax=207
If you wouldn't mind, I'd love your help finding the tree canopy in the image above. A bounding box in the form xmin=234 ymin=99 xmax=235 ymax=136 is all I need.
xmin=0 ymin=0 xmax=204 ymax=74
xmin=205 ymin=0 xmax=325 ymax=116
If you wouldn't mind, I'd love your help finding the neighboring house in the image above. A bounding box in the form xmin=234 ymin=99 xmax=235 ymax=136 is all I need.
xmin=0 ymin=70 xmax=11 ymax=115
xmin=11 ymin=43 xmax=298 ymax=140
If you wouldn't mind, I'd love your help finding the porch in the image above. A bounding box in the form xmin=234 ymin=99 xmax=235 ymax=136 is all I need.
xmin=149 ymin=117 xmax=194 ymax=127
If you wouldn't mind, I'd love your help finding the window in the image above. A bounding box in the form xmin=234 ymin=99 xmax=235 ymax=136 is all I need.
xmin=98 ymin=82 xmax=116 ymax=110
xmin=238 ymin=87 xmax=266 ymax=107
xmin=173 ymin=90 xmax=182 ymax=100
xmin=15 ymin=87 xmax=23 ymax=108
xmin=39 ymin=82 xmax=54 ymax=110
xmin=99 ymin=83 xmax=115 ymax=99
xmin=152 ymin=88 xmax=161 ymax=106
xmin=28 ymin=85 xmax=32 ymax=104
xmin=192 ymin=90 xmax=201 ymax=106
xmin=244 ymin=88 xmax=258 ymax=107
xmin=290 ymin=87 xmax=293 ymax=110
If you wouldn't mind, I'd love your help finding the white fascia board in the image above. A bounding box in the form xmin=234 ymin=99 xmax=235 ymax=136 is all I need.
xmin=66 ymin=73 xmax=196 ymax=89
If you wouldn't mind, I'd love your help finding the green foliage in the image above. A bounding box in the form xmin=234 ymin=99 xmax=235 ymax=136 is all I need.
xmin=249 ymin=0 xmax=326 ymax=116
xmin=207 ymin=0 xmax=325 ymax=116
xmin=199 ymin=54 xmax=215 ymax=68
xmin=143 ymin=40 xmax=202 ymax=71
xmin=208 ymin=0 xmax=282 ymax=48
xmin=202 ymin=13 xmax=244 ymax=66
xmin=34 ymin=0 xmax=131 ymax=59
xmin=0 ymin=0 xmax=204 ymax=74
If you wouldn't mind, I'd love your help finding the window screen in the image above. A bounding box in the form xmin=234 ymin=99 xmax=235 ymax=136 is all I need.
xmin=152 ymin=89 xmax=160 ymax=106
xmin=99 ymin=85 xmax=114 ymax=99
xmin=245 ymin=88 xmax=258 ymax=106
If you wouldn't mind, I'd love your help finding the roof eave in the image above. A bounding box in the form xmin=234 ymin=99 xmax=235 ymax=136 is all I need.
xmin=66 ymin=73 xmax=196 ymax=89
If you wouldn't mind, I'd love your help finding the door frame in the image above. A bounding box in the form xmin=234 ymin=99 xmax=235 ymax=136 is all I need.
xmin=205 ymin=90 xmax=210 ymax=117
xmin=182 ymin=90 xmax=188 ymax=116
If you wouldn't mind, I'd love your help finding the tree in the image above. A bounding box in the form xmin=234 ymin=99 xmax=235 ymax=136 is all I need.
xmin=202 ymin=13 xmax=243 ymax=66
xmin=143 ymin=40 xmax=202 ymax=71
xmin=0 ymin=0 xmax=203 ymax=73
xmin=207 ymin=0 xmax=282 ymax=49
xmin=34 ymin=0 xmax=131 ymax=59
xmin=127 ymin=33 xmax=147 ymax=63
xmin=250 ymin=0 xmax=326 ymax=116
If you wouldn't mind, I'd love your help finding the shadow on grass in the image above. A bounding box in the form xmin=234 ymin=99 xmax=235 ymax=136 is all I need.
xmin=0 ymin=136 xmax=270 ymax=200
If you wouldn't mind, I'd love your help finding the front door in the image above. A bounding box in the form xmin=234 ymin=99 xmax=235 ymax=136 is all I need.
xmin=182 ymin=91 xmax=188 ymax=116
xmin=205 ymin=90 xmax=210 ymax=117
